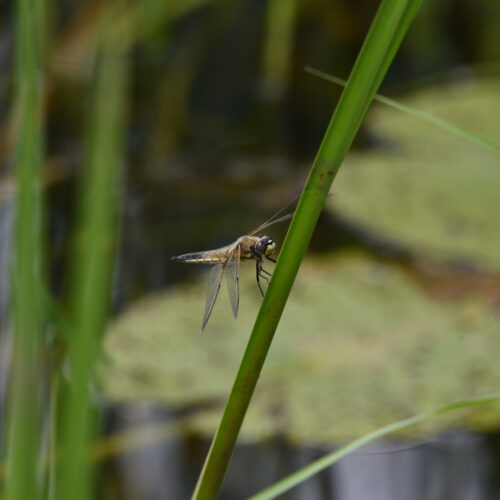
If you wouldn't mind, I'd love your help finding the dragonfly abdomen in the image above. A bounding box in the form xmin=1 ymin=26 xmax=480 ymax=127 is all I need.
xmin=170 ymin=250 xmax=226 ymax=264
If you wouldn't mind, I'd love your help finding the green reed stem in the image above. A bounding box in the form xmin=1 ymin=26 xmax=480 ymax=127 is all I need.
xmin=193 ymin=0 xmax=422 ymax=498
xmin=5 ymin=0 xmax=45 ymax=499
xmin=56 ymin=17 xmax=128 ymax=500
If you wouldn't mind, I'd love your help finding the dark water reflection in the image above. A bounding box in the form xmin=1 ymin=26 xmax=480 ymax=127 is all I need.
xmin=102 ymin=404 xmax=500 ymax=500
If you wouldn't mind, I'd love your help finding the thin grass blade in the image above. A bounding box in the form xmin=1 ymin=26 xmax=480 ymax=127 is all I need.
xmin=249 ymin=393 xmax=500 ymax=499
xmin=305 ymin=66 xmax=500 ymax=152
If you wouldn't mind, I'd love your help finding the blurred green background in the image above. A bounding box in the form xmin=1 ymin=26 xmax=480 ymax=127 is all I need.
xmin=2 ymin=0 xmax=500 ymax=498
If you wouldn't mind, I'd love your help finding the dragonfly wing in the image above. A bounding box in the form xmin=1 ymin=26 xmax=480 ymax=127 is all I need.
xmin=248 ymin=192 xmax=334 ymax=235
xmin=201 ymin=246 xmax=236 ymax=333
xmin=201 ymin=262 xmax=226 ymax=333
xmin=226 ymin=245 xmax=240 ymax=319
xmin=248 ymin=212 xmax=294 ymax=235
xmin=247 ymin=195 xmax=299 ymax=235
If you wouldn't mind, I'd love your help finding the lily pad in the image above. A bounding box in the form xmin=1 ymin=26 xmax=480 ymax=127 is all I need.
xmin=332 ymin=77 xmax=500 ymax=269
xmin=103 ymin=253 xmax=500 ymax=444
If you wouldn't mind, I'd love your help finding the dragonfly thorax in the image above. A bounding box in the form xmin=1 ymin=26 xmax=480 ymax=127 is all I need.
xmin=253 ymin=235 xmax=275 ymax=257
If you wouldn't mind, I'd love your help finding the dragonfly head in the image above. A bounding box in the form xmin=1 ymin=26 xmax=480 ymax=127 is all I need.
xmin=254 ymin=236 xmax=276 ymax=257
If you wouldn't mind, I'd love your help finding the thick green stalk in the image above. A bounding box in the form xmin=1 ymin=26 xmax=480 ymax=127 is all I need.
xmin=5 ymin=0 xmax=44 ymax=499
xmin=56 ymin=18 xmax=128 ymax=500
xmin=193 ymin=0 xmax=422 ymax=498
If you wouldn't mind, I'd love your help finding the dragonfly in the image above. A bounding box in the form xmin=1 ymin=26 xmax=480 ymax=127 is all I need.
xmin=171 ymin=202 xmax=295 ymax=333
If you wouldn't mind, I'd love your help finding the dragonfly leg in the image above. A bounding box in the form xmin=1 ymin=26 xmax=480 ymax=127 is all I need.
xmin=255 ymin=260 xmax=265 ymax=296
xmin=258 ymin=260 xmax=273 ymax=294
xmin=252 ymin=248 xmax=273 ymax=296
xmin=259 ymin=271 xmax=270 ymax=283
xmin=266 ymin=256 xmax=277 ymax=263
xmin=260 ymin=266 xmax=272 ymax=277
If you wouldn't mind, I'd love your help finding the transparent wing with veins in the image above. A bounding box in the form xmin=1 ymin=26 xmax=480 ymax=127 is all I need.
xmin=247 ymin=192 xmax=333 ymax=236
xmin=247 ymin=195 xmax=298 ymax=236
xmin=201 ymin=246 xmax=235 ymax=333
xmin=225 ymin=245 xmax=240 ymax=319
xmin=247 ymin=213 xmax=294 ymax=236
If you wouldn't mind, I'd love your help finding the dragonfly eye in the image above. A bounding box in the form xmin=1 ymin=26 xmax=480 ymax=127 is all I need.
xmin=254 ymin=236 xmax=275 ymax=256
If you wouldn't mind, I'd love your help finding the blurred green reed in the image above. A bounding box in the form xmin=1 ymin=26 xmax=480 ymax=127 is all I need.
xmin=5 ymin=0 xmax=45 ymax=499
xmin=55 ymin=10 xmax=128 ymax=500
xmin=193 ymin=0 xmax=422 ymax=498
xmin=6 ymin=0 xmax=128 ymax=497
xmin=262 ymin=0 xmax=298 ymax=96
